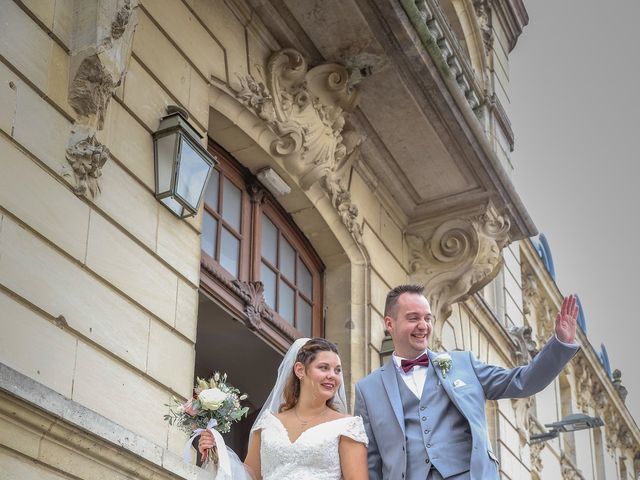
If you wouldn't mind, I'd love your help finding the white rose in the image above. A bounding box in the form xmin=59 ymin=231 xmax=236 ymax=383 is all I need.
xmin=198 ymin=388 xmax=227 ymax=411
xmin=435 ymin=353 xmax=451 ymax=363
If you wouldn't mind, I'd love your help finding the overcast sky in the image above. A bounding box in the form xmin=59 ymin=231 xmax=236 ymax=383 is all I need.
xmin=510 ymin=1 xmax=640 ymax=423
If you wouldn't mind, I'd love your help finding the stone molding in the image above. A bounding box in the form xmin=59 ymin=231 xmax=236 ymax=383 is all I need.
xmin=402 ymin=0 xmax=484 ymax=112
xmin=233 ymin=49 xmax=364 ymax=244
xmin=406 ymin=204 xmax=510 ymax=322
xmin=528 ymin=414 xmax=545 ymax=474
xmin=0 ymin=363 xmax=207 ymax=480
xmin=508 ymin=324 xmax=538 ymax=365
xmin=473 ymin=0 xmax=494 ymax=53
xmin=66 ymin=0 xmax=139 ymax=198
xmin=560 ymin=454 xmax=585 ymax=480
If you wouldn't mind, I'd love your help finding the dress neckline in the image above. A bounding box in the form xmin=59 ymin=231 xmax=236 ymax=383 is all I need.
xmin=267 ymin=411 xmax=350 ymax=445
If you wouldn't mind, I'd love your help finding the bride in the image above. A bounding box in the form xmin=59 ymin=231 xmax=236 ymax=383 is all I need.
xmin=198 ymin=337 xmax=368 ymax=479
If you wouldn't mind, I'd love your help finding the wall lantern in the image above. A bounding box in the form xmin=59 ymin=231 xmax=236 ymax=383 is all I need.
xmin=153 ymin=105 xmax=217 ymax=218
xmin=530 ymin=413 xmax=604 ymax=443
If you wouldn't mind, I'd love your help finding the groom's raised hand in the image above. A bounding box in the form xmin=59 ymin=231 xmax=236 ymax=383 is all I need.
xmin=555 ymin=295 xmax=579 ymax=344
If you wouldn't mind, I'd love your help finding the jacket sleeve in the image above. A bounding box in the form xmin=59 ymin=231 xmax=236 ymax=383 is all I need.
xmin=354 ymin=382 xmax=382 ymax=480
xmin=471 ymin=336 xmax=579 ymax=400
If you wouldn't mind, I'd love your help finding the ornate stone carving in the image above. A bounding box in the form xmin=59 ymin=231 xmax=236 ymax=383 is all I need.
xmin=509 ymin=325 xmax=539 ymax=364
xmin=201 ymin=260 xmax=298 ymax=340
xmin=511 ymin=397 xmax=531 ymax=447
xmin=66 ymin=0 xmax=139 ymax=198
xmin=473 ymin=0 xmax=494 ymax=53
xmin=560 ymin=454 xmax=584 ymax=480
xmin=234 ymin=49 xmax=364 ymax=244
xmin=64 ymin=135 xmax=110 ymax=197
xmin=406 ymin=204 xmax=510 ymax=321
xmin=612 ymin=369 xmax=629 ymax=402
xmin=528 ymin=414 xmax=545 ymax=474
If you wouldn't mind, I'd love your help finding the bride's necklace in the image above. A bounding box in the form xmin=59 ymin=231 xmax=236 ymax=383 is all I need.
xmin=293 ymin=406 xmax=328 ymax=426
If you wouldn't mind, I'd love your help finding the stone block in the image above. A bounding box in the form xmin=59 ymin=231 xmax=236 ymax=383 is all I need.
xmin=47 ymin=41 xmax=73 ymax=117
xmin=0 ymin=1 xmax=52 ymax=91
xmin=191 ymin=0 xmax=248 ymax=82
xmin=72 ymin=342 xmax=171 ymax=443
xmin=379 ymin=208 xmax=403 ymax=261
xmin=156 ymin=206 xmax=201 ymax=286
xmin=246 ymin=22 xmax=271 ymax=81
xmin=13 ymin=83 xmax=71 ymax=178
xmin=0 ymin=62 xmax=18 ymax=135
xmin=0 ymin=215 xmax=150 ymax=372
xmin=0 ymin=449 xmax=69 ymax=480
xmin=20 ymin=0 xmax=56 ymax=29
xmin=147 ymin=320 xmax=195 ymax=396
xmin=123 ymin=56 xmax=173 ymax=131
xmin=52 ymin=0 xmax=73 ymax=48
xmin=363 ymin=224 xmax=408 ymax=289
xmin=349 ymin=170 xmax=380 ymax=231
xmin=175 ymin=280 xmax=198 ymax=342
xmin=369 ymin=269 xmax=390 ymax=317
xmin=94 ymin=158 xmax=159 ymax=251
xmin=38 ymin=428 xmax=133 ymax=480
xmin=0 ymin=292 xmax=76 ymax=399
xmin=188 ymin=67 xmax=210 ymax=130
xmin=132 ymin=10 xmax=191 ymax=107
xmin=0 ymin=134 xmax=90 ymax=262
xmin=103 ymin=100 xmax=155 ymax=190
xmin=141 ymin=0 xmax=226 ymax=82
xmin=370 ymin=308 xmax=386 ymax=351
xmin=86 ymin=212 xmax=178 ymax=325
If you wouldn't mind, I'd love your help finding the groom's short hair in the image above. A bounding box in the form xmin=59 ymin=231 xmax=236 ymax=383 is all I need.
xmin=384 ymin=284 xmax=425 ymax=319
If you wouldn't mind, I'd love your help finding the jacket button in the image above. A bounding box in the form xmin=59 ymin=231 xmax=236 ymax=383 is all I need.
xmin=425 ymin=459 xmax=431 ymax=464
xmin=422 ymin=416 xmax=426 ymax=421
xmin=402 ymin=446 xmax=405 ymax=451
xmin=420 ymin=406 xmax=425 ymax=410
xmin=426 ymin=443 xmax=432 ymax=448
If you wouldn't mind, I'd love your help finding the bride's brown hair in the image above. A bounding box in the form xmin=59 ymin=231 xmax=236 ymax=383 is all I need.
xmin=279 ymin=338 xmax=340 ymax=412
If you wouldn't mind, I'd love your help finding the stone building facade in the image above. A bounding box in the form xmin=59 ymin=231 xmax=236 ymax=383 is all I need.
xmin=0 ymin=0 xmax=637 ymax=479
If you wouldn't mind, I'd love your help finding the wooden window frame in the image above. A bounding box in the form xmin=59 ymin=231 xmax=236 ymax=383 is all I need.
xmin=200 ymin=142 xmax=324 ymax=349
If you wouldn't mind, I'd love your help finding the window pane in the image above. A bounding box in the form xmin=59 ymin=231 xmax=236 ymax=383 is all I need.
xmin=261 ymin=214 xmax=278 ymax=265
xmin=222 ymin=177 xmax=242 ymax=232
xmin=220 ymin=228 xmax=240 ymax=277
xmin=297 ymin=297 xmax=312 ymax=336
xmin=278 ymin=280 xmax=295 ymax=325
xmin=204 ymin=169 xmax=219 ymax=211
xmin=202 ymin=212 xmax=218 ymax=258
xmin=260 ymin=262 xmax=277 ymax=309
xmin=297 ymin=260 xmax=313 ymax=298
xmin=279 ymin=237 xmax=295 ymax=281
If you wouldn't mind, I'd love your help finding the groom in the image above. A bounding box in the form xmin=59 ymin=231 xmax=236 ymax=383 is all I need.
xmin=354 ymin=284 xmax=579 ymax=480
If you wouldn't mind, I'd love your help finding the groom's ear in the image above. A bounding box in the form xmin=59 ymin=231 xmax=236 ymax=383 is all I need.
xmin=383 ymin=315 xmax=394 ymax=333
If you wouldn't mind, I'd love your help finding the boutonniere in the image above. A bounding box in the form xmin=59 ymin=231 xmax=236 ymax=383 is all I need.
xmin=433 ymin=353 xmax=452 ymax=378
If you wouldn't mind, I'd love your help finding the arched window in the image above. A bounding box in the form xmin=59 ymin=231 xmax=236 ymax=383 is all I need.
xmin=199 ymin=142 xmax=324 ymax=348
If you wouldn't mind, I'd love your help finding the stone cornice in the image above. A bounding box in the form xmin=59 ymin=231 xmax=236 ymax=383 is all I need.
xmin=0 ymin=363 xmax=207 ymax=480
xmin=493 ymin=0 xmax=529 ymax=52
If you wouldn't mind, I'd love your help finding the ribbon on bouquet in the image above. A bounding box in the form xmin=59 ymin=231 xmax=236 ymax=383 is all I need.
xmin=183 ymin=419 xmax=232 ymax=478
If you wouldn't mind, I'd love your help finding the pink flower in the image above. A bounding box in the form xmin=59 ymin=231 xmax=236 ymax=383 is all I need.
xmin=182 ymin=399 xmax=198 ymax=416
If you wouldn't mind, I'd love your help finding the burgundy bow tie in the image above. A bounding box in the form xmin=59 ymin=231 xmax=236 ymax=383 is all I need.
xmin=401 ymin=353 xmax=429 ymax=373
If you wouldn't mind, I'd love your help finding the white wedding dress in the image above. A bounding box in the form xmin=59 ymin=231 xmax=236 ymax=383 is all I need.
xmin=254 ymin=412 xmax=368 ymax=480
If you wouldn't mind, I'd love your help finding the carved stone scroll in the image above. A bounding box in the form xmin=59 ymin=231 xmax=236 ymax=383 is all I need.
xmin=234 ymin=49 xmax=364 ymax=244
xmin=406 ymin=204 xmax=510 ymax=322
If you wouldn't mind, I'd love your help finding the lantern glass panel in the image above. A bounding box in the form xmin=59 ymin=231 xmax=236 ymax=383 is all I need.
xmin=161 ymin=196 xmax=184 ymax=217
xmin=155 ymin=133 xmax=178 ymax=194
xmin=176 ymin=136 xmax=211 ymax=210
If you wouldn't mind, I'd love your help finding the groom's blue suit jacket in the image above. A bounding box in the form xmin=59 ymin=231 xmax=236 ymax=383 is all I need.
xmin=354 ymin=336 xmax=579 ymax=480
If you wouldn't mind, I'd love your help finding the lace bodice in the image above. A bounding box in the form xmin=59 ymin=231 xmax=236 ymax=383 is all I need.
xmin=255 ymin=412 xmax=368 ymax=480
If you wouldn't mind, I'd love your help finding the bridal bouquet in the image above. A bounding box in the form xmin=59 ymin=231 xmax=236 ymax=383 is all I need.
xmin=164 ymin=373 xmax=249 ymax=474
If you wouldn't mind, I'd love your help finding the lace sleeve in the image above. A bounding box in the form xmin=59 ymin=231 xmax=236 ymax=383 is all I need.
xmin=340 ymin=416 xmax=369 ymax=446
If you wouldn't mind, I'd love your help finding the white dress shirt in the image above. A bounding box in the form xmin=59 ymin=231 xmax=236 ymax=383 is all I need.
xmin=392 ymin=351 xmax=430 ymax=398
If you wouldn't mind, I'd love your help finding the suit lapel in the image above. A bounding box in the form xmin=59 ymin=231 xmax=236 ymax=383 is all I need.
xmin=427 ymin=350 xmax=467 ymax=417
xmin=381 ymin=359 xmax=406 ymax=435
